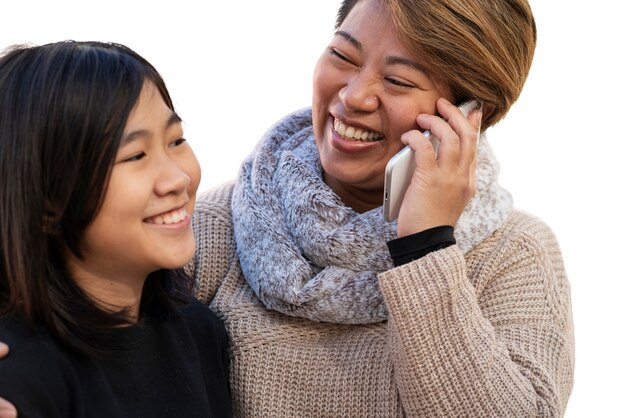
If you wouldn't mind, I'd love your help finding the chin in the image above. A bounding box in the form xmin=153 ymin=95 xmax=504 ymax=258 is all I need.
xmin=162 ymin=245 xmax=196 ymax=271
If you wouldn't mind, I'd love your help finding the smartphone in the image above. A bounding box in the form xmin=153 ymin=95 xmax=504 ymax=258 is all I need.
xmin=382 ymin=99 xmax=480 ymax=222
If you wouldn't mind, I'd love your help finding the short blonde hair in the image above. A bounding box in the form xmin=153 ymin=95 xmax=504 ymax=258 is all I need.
xmin=337 ymin=0 xmax=537 ymax=128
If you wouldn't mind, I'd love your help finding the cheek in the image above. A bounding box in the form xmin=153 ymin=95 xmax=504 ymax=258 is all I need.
xmin=386 ymin=105 xmax=420 ymax=140
xmin=98 ymin=168 xmax=155 ymax=225
xmin=387 ymin=96 xmax=439 ymax=137
xmin=312 ymin=57 xmax=343 ymax=106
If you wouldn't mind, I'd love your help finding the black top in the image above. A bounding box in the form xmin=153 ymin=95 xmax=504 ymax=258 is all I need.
xmin=0 ymin=298 xmax=232 ymax=418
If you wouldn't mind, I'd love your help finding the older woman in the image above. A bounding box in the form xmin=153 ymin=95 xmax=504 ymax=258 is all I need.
xmin=188 ymin=0 xmax=574 ymax=416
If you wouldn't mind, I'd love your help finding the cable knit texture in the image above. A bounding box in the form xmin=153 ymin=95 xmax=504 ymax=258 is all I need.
xmin=231 ymin=108 xmax=514 ymax=324
xmin=190 ymin=183 xmax=574 ymax=418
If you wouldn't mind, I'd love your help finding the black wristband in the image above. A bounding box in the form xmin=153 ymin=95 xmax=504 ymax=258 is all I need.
xmin=386 ymin=225 xmax=456 ymax=267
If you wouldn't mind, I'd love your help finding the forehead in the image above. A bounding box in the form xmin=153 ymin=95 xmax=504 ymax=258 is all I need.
xmin=125 ymin=83 xmax=172 ymax=129
xmin=338 ymin=0 xmax=411 ymax=56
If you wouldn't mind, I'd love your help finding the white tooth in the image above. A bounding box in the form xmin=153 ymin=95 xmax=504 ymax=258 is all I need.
xmin=335 ymin=118 xmax=383 ymax=141
xmin=155 ymin=216 xmax=164 ymax=225
xmin=164 ymin=215 xmax=173 ymax=224
xmin=336 ymin=121 xmax=346 ymax=136
xmin=345 ymin=126 xmax=355 ymax=139
xmin=172 ymin=212 xmax=181 ymax=223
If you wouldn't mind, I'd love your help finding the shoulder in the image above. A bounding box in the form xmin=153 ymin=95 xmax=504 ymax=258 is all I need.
xmin=468 ymin=209 xmax=571 ymax=323
xmin=189 ymin=181 xmax=237 ymax=304
xmin=193 ymin=180 xmax=235 ymax=240
xmin=469 ymin=208 xmax=567 ymax=278
xmin=179 ymin=298 xmax=223 ymax=326
xmin=0 ymin=318 xmax=77 ymax=416
xmin=195 ymin=180 xmax=235 ymax=224
xmin=0 ymin=317 xmax=66 ymax=371
xmin=176 ymin=298 xmax=230 ymax=360
xmin=482 ymin=209 xmax=564 ymax=260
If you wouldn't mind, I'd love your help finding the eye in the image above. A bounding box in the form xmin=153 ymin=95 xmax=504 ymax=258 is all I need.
xmin=169 ymin=137 xmax=187 ymax=148
xmin=121 ymin=152 xmax=146 ymax=163
xmin=329 ymin=48 xmax=356 ymax=66
xmin=385 ymin=77 xmax=415 ymax=89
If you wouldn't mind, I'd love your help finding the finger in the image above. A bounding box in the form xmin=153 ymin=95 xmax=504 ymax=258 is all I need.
xmin=0 ymin=342 xmax=8 ymax=358
xmin=447 ymin=103 xmax=482 ymax=169
xmin=0 ymin=397 xmax=17 ymax=418
xmin=467 ymin=107 xmax=483 ymax=169
xmin=417 ymin=113 xmax=460 ymax=166
xmin=400 ymin=129 xmax=437 ymax=173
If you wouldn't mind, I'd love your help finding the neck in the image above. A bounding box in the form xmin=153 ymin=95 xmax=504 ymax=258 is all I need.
xmin=323 ymin=172 xmax=383 ymax=213
xmin=68 ymin=260 xmax=146 ymax=323
xmin=82 ymin=278 xmax=144 ymax=323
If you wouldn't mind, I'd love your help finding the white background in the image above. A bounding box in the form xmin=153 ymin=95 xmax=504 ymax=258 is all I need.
xmin=3 ymin=1 xmax=625 ymax=416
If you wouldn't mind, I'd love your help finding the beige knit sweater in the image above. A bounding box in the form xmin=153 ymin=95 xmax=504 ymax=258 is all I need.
xmin=189 ymin=182 xmax=574 ymax=417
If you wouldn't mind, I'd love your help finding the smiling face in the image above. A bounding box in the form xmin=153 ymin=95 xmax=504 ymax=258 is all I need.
xmin=312 ymin=0 xmax=453 ymax=211
xmin=68 ymin=82 xmax=201 ymax=292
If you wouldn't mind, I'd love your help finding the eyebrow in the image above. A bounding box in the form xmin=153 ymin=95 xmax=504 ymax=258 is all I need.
xmin=120 ymin=112 xmax=182 ymax=146
xmin=335 ymin=30 xmax=362 ymax=50
xmin=335 ymin=30 xmax=428 ymax=74
xmin=384 ymin=56 xmax=429 ymax=74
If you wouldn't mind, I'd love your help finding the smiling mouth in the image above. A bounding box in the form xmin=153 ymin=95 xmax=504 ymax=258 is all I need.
xmin=333 ymin=118 xmax=384 ymax=142
xmin=145 ymin=208 xmax=189 ymax=225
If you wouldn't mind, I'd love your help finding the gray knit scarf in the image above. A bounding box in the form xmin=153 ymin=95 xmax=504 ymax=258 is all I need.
xmin=232 ymin=108 xmax=513 ymax=324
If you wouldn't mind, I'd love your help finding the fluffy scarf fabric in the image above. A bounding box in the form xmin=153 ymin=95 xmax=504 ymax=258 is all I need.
xmin=232 ymin=108 xmax=513 ymax=324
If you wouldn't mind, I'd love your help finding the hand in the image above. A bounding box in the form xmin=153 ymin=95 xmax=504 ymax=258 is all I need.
xmin=0 ymin=343 xmax=17 ymax=418
xmin=396 ymin=97 xmax=482 ymax=237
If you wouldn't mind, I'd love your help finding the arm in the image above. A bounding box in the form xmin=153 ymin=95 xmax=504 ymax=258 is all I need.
xmin=379 ymin=218 xmax=573 ymax=416
xmin=385 ymin=99 xmax=573 ymax=415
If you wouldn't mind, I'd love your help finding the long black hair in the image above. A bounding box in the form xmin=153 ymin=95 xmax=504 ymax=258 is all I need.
xmin=0 ymin=41 xmax=191 ymax=354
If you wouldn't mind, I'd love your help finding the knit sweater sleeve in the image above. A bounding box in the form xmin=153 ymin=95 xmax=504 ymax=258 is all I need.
xmin=188 ymin=182 xmax=238 ymax=305
xmin=378 ymin=212 xmax=574 ymax=417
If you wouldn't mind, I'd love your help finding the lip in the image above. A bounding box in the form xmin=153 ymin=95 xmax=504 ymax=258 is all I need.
xmin=327 ymin=114 xmax=383 ymax=154
xmin=145 ymin=215 xmax=192 ymax=230
xmin=143 ymin=202 xmax=191 ymax=228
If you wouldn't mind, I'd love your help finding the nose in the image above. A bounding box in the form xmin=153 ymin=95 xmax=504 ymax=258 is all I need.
xmin=339 ymin=72 xmax=380 ymax=113
xmin=154 ymin=155 xmax=191 ymax=197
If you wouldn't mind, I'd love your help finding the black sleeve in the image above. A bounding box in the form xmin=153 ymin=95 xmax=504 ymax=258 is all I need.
xmin=386 ymin=225 xmax=456 ymax=267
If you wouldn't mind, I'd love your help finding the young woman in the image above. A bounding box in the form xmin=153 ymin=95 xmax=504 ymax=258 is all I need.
xmin=0 ymin=41 xmax=231 ymax=417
